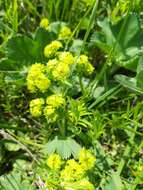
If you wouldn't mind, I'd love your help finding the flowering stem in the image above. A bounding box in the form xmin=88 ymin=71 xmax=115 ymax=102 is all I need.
xmin=79 ymin=76 xmax=84 ymax=95
xmin=60 ymin=118 xmax=66 ymax=137
xmin=60 ymin=101 xmax=68 ymax=137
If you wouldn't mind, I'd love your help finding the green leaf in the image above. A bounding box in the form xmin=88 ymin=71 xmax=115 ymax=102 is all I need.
xmin=104 ymin=172 xmax=124 ymax=190
xmin=91 ymin=14 xmax=143 ymax=71
xmin=0 ymin=171 xmax=35 ymax=190
xmin=97 ymin=18 xmax=116 ymax=46
xmin=118 ymin=14 xmax=139 ymax=47
xmin=90 ymin=32 xmax=110 ymax=53
xmin=90 ymin=86 xmax=105 ymax=99
xmin=4 ymin=142 xmax=21 ymax=152
xmin=49 ymin=21 xmax=66 ymax=34
xmin=43 ymin=137 xmax=81 ymax=159
xmin=118 ymin=55 xmax=139 ymax=71
xmin=3 ymin=30 xmax=56 ymax=72
xmin=115 ymin=74 xmax=143 ymax=94
xmin=136 ymin=56 xmax=143 ymax=89
xmin=137 ymin=55 xmax=143 ymax=73
xmin=70 ymin=39 xmax=83 ymax=55
xmin=136 ymin=71 xmax=143 ymax=89
xmin=5 ymin=72 xmax=26 ymax=86
xmin=0 ymin=58 xmax=19 ymax=71
xmin=5 ymin=35 xmax=39 ymax=65
xmin=34 ymin=27 xmax=56 ymax=59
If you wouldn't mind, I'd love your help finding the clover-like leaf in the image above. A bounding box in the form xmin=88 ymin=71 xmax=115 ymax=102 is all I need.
xmin=43 ymin=137 xmax=81 ymax=159
xmin=0 ymin=171 xmax=35 ymax=190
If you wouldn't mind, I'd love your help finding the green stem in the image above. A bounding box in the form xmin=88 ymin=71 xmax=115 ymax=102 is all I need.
xmin=79 ymin=76 xmax=84 ymax=95
xmin=60 ymin=94 xmax=68 ymax=137
xmin=13 ymin=0 xmax=18 ymax=33
xmin=60 ymin=118 xmax=66 ymax=138
xmin=64 ymin=6 xmax=92 ymax=50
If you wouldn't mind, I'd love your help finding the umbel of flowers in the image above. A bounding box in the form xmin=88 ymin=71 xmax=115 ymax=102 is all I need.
xmin=46 ymin=148 xmax=96 ymax=190
xmin=27 ymin=25 xmax=94 ymax=124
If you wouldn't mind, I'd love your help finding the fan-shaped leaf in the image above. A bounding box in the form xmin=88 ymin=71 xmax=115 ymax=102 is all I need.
xmin=43 ymin=137 xmax=81 ymax=159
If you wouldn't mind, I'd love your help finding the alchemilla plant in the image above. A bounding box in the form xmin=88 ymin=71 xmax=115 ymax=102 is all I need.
xmin=27 ymin=20 xmax=94 ymax=140
xmin=26 ymin=19 xmax=96 ymax=189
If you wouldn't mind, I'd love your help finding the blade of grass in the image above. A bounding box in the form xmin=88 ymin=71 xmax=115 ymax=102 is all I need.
xmin=12 ymin=0 xmax=18 ymax=33
xmin=80 ymin=0 xmax=99 ymax=53
xmin=117 ymin=103 xmax=140 ymax=175
xmin=89 ymin=84 xmax=122 ymax=109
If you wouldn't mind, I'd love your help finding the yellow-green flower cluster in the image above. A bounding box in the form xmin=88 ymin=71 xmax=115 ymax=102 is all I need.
xmin=47 ymin=51 xmax=74 ymax=81
xmin=60 ymin=148 xmax=95 ymax=185
xmin=44 ymin=40 xmax=63 ymax=58
xmin=27 ymin=63 xmax=50 ymax=93
xmin=47 ymin=153 xmax=62 ymax=170
xmin=40 ymin=18 xmax=49 ymax=29
xmin=46 ymin=94 xmax=65 ymax=108
xmin=46 ymin=149 xmax=95 ymax=189
xmin=44 ymin=94 xmax=65 ymax=122
xmin=79 ymin=178 xmax=94 ymax=190
xmin=30 ymin=98 xmax=44 ymax=117
xmin=59 ymin=26 xmax=72 ymax=39
xmin=53 ymin=62 xmax=70 ymax=81
xmin=79 ymin=148 xmax=95 ymax=170
xmin=46 ymin=59 xmax=59 ymax=71
xmin=58 ymin=52 xmax=74 ymax=65
xmin=27 ymin=39 xmax=94 ymax=121
xmin=60 ymin=159 xmax=84 ymax=182
xmin=29 ymin=93 xmax=65 ymax=122
xmin=76 ymin=55 xmax=94 ymax=75
xmin=44 ymin=106 xmax=57 ymax=122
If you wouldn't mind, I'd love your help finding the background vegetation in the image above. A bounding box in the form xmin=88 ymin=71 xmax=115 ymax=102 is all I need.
xmin=0 ymin=0 xmax=143 ymax=189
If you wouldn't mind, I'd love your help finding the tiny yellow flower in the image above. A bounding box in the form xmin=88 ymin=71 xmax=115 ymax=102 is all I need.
xmin=58 ymin=52 xmax=74 ymax=65
xmin=47 ymin=59 xmax=59 ymax=72
xmin=79 ymin=148 xmax=95 ymax=170
xmin=28 ymin=63 xmax=45 ymax=77
xmin=78 ymin=55 xmax=89 ymax=64
xmin=40 ymin=18 xmax=49 ymax=29
xmin=59 ymin=26 xmax=72 ymax=39
xmin=35 ymin=75 xmax=51 ymax=92
xmin=44 ymin=105 xmax=55 ymax=116
xmin=44 ymin=105 xmax=57 ymax=122
xmin=30 ymin=98 xmax=44 ymax=117
xmin=61 ymin=159 xmax=84 ymax=182
xmin=76 ymin=55 xmax=94 ymax=75
xmin=46 ymin=94 xmax=65 ymax=108
xmin=52 ymin=62 xmax=70 ymax=81
xmin=26 ymin=80 xmax=36 ymax=93
xmin=47 ymin=153 xmax=62 ymax=170
xmin=46 ymin=181 xmax=55 ymax=190
xmin=44 ymin=41 xmax=63 ymax=58
xmin=79 ymin=178 xmax=94 ymax=190
xmin=86 ymin=62 xmax=94 ymax=75
xmin=27 ymin=63 xmax=50 ymax=93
